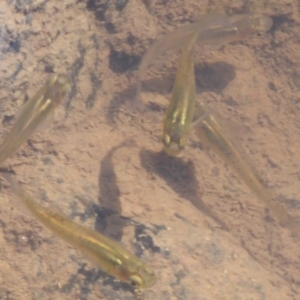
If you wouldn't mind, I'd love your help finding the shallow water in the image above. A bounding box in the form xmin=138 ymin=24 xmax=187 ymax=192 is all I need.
xmin=0 ymin=1 xmax=299 ymax=299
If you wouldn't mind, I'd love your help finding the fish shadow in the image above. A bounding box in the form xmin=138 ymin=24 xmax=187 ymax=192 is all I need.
xmin=61 ymin=140 xmax=143 ymax=298
xmin=139 ymin=149 xmax=229 ymax=231
xmin=195 ymin=61 xmax=236 ymax=93
xmin=106 ymin=61 xmax=236 ymax=124
xmin=60 ymin=263 xmax=135 ymax=299
xmin=96 ymin=140 xmax=137 ymax=240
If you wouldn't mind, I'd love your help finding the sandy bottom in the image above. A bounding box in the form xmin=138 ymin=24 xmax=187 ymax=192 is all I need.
xmin=0 ymin=0 xmax=300 ymax=299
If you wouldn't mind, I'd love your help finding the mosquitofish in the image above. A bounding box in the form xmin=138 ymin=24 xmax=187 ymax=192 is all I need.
xmin=193 ymin=104 xmax=300 ymax=240
xmin=135 ymin=13 xmax=273 ymax=102
xmin=0 ymin=74 xmax=71 ymax=165
xmin=4 ymin=174 xmax=157 ymax=290
xmin=159 ymin=14 xmax=300 ymax=239
xmin=162 ymin=31 xmax=199 ymax=156
xmin=162 ymin=14 xmax=273 ymax=156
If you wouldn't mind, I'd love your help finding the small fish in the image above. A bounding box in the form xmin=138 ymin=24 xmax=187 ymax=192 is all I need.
xmin=4 ymin=174 xmax=157 ymax=291
xmin=160 ymin=14 xmax=300 ymax=239
xmin=162 ymin=31 xmax=199 ymax=156
xmin=0 ymin=74 xmax=71 ymax=165
xmin=194 ymin=108 xmax=300 ymax=240
xmin=162 ymin=14 xmax=273 ymax=156
xmin=135 ymin=13 xmax=273 ymax=103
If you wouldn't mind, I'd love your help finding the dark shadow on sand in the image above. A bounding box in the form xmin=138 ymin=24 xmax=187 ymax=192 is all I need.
xmin=139 ymin=149 xmax=229 ymax=231
xmin=96 ymin=140 xmax=135 ymax=240
xmin=106 ymin=61 xmax=236 ymax=125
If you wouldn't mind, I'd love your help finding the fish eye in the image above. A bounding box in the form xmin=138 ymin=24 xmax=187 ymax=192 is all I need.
xmin=178 ymin=137 xmax=186 ymax=149
xmin=162 ymin=135 xmax=171 ymax=147
xmin=129 ymin=275 xmax=143 ymax=288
